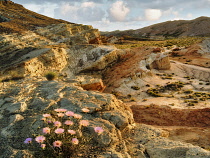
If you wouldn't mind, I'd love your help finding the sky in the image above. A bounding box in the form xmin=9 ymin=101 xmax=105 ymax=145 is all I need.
xmin=12 ymin=0 xmax=210 ymax=31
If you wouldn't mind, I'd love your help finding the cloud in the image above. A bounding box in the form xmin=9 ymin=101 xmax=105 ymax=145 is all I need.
xmin=109 ymin=1 xmax=130 ymax=21
xmin=24 ymin=3 xmax=58 ymax=18
xmin=145 ymin=9 xmax=162 ymax=21
xmin=57 ymin=2 xmax=105 ymax=22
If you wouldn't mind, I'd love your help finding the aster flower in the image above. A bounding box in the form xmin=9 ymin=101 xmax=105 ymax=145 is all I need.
xmin=79 ymin=120 xmax=89 ymax=126
xmin=81 ymin=108 xmax=90 ymax=113
xmin=55 ymin=128 xmax=64 ymax=134
xmin=43 ymin=127 xmax=51 ymax=134
xmin=35 ymin=136 xmax=46 ymax=143
xmin=43 ymin=114 xmax=51 ymax=118
xmin=64 ymin=120 xmax=74 ymax=126
xmin=54 ymin=121 xmax=62 ymax=127
xmin=65 ymin=111 xmax=74 ymax=117
xmin=54 ymin=108 xmax=67 ymax=113
xmin=24 ymin=138 xmax=32 ymax=144
xmin=53 ymin=140 xmax=62 ymax=148
xmin=41 ymin=144 xmax=46 ymax=149
xmin=94 ymin=127 xmax=104 ymax=135
xmin=73 ymin=114 xmax=82 ymax=119
xmin=68 ymin=130 xmax=76 ymax=135
xmin=57 ymin=113 xmax=65 ymax=117
xmin=72 ymin=138 xmax=79 ymax=144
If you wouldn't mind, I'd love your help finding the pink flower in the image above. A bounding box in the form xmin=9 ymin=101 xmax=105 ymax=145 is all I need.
xmin=43 ymin=114 xmax=51 ymax=118
xmin=74 ymin=114 xmax=82 ymax=119
xmin=24 ymin=138 xmax=32 ymax=144
xmin=53 ymin=140 xmax=62 ymax=148
xmin=64 ymin=120 xmax=74 ymax=126
xmin=41 ymin=144 xmax=46 ymax=149
xmin=54 ymin=121 xmax=62 ymax=127
xmin=55 ymin=128 xmax=64 ymax=134
xmin=94 ymin=127 xmax=104 ymax=135
xmin=57 ymin=113 xmax=65 ymax=117
xmin=35 ymin=136 xmax=46 ymax=143
xmin=65 ymin=111 xmax=74 ymax=116
xmin=68 ymin=130 xmax=76 ymax=135
xmin=43 ymin=127 xmax=51 ymax=134
xmin=54 ymin=108 xmax=67 ymax=113
xmin=72 ymin=138 xmax=79 ymax=144
xmin=81 ymin=108 xmax=90 ymax=113
xmin=79 ymin=120 xmax=89 ymax=126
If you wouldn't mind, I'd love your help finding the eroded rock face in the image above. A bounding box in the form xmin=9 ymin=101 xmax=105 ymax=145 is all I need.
xmin=0 ymin=77 xmax=134 ymax=157
xmin=0 ymin=23 xmax=103 ymax=81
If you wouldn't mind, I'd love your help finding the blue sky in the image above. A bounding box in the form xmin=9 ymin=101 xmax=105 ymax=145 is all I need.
xmin=13 ymin=0 xmax=210 ymax=31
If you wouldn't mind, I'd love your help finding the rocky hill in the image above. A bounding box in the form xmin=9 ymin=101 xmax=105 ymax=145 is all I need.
xmin=102 ymin=16 xmax=210 ymax=39
xmin=1 ymin=1 xmax=210 ymax=158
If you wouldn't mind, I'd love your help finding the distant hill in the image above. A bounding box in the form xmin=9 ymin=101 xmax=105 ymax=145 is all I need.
xmin=0 ymin=1 xmax=72 ymax=33
xmin=101 ymin=16 xmax=210 ymax=39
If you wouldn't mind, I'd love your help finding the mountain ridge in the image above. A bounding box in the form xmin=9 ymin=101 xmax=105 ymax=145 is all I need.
xmin=101 ymin=16 xmax=210 ymax=39
xmin=0 ymin=1 xmax=72 ymax=33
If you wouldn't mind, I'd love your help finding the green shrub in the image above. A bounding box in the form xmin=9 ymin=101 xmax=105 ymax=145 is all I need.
xmin=45 ymin=72 xmax=57 ymax=81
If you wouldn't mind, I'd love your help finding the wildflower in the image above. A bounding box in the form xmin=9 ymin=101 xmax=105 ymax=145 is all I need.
xmin=41 ymin=144 xmax=46 ymax=149
xmin=47 ymin=120 xmax=52 ymax=123
xmin=43 ymin=127 xmax=51 ymax=134
xmin=79 ymin=120 xmax=89 ymax=126
xmin=74 ymin=114 xmax=82 ymax=119
xmin=24 ymin=138 xmax=32 ymax=144
xmin=81 ymin=108 xmax=90 ymax=113
xmin=55 ymin=128 xmax=64 ymax=134
xmin=35 ymin=136 xmax=46 ymax=143
xmin=64 ymin=120 xmax=74 ymax=126
xmin=54 ymin=108 xmax=67 ymax=113
xmin=53 ymin=140 xmax=62 ymax=148
xmin=65 ymin=111 xmax=74 ymax=117
xmin=54 ymin=121 xmax=62 ymax=127
xmin=43 ymin=114 xmax=51 ymax=118
xmin=57 ymin=113 xmax=65 ymax=117
xmin=94 ymin=127 xmax=104 ymax=135
xmin=68 ymin=130 xmax=76 ymax=135
xmin=72 ymin=138 xmax=79 ymax=144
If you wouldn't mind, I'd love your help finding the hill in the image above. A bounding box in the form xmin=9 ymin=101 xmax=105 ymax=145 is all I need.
xmin=0 ymin=0 xmax=71 ymax=33
xmin=102 ymin=16 xmax=210 ymax=39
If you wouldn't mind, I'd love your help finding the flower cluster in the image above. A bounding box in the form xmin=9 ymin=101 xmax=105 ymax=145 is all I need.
xmin=24 ymin=108 xmax=104 ymax=157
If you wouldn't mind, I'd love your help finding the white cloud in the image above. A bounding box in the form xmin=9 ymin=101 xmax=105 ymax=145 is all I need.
xmin=58 ymin=2 xmax=105 ymax=22
xmin=109 ymin=1 xmax=130 ymax=21
xmin=81 ymin=2 xmax=96 ymax=8
xmin=187 ymin=13 xmax=193 ymax=18
xmin=24 ymin=3 xmax=58 ymax=18
xmin=145 ymin=9 xmax=162 ymax=21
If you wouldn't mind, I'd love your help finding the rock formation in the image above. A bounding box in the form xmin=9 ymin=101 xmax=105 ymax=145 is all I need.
xmin=1 ymin=1 xmax=210 ymax=158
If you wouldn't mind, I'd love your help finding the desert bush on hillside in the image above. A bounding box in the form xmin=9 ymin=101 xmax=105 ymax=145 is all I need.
xmin=45 ymin=72 xmax=57 ymax=81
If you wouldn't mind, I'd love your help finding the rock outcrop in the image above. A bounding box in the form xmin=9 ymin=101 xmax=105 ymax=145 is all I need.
xmin=1 ymin=1 xmax=210 ymax=158
xmin=0 ymin=77 xmax=134 ymax=157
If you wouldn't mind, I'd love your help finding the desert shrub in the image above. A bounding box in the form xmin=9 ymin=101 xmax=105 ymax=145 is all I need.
xmin=45 ymin=72 xmax=57 ymax=81
xmin=131 ymin=86 xmax=140 ymax=90
xmin=188 ymin=103 xmax=195 ymax=106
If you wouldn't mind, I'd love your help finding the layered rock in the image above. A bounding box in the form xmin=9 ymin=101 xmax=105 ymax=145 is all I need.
xmin=0 ymin=77 xmax=134 ymax=157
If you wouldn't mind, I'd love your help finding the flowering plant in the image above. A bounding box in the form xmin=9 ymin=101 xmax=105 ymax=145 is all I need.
xmin=24 ymin=108 xmax=104 ymax=157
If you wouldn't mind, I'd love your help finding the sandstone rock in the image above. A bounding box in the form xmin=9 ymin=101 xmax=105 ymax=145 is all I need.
xmin=128 ymin=124 xmax=210 ymax=158
xmin=72 ymin=75 xmax=105 ymax=92
xmin=151 ymin=55 xmax=171 ymax=70
xmin=0 ymin=77 xmax=134 ymax=157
